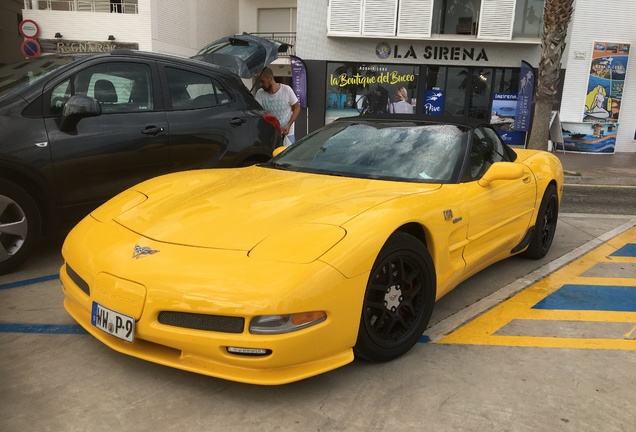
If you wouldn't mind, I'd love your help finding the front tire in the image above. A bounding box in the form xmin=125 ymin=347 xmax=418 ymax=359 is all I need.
xmin=354 ymin=232 xmax=436 ymax=362
xmin=523 ymin=184 xmax=558 ymax=259
xmin=0 ymin=179 xmax=42 ymax=274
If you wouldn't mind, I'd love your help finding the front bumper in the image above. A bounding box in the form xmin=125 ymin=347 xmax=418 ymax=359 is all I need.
xmin=61 ymin=217 xmax=368 ymax=385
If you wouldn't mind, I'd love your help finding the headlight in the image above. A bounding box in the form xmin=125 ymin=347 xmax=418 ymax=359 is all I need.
xmin=249 ymin=311 xmax=327 ymax=334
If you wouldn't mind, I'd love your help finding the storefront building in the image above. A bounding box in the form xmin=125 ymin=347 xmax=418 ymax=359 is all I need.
xmin=295 ymin=0 xmax=636 ymax=154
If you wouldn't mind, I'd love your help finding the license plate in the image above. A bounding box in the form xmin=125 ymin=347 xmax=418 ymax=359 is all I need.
xmin=91 ymin=302 xmax=135 ymax=343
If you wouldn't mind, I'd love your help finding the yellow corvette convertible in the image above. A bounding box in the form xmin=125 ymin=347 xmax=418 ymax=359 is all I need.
xmin=61 ymin=116 xmax=563 ymax=385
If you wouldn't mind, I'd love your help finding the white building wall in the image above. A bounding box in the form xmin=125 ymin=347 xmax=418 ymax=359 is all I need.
xmin=23 ymin=0 xmax=153 ymax=50
xmin=561 ymin=0 xmax=636 ymax=152
xmin=297 ymin=0 xmax=541 ymax=67
xmin=150 ymin=0 xmax=239 ymax=57
xmin=238 ymin=0 xmax=297 ymax=33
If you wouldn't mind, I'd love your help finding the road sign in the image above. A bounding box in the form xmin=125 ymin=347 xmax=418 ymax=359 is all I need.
xmin=21 ymin=39 xmax=41 ymax=59
xmin=19 ymin=19 xmax=39 ymax=39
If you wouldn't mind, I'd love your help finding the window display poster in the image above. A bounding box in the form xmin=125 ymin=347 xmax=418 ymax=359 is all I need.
xmin=325 ymin=63 xmax=419 ymax=124
xmin=583 ymin=42 xmax=630 ymax=123
xmin=290 ymin=55 xmax=307 ymax=108
xmin=512 ymin=60 xmax=534 ymax=132
xmin=423 ymin=90 xmax=444 ymax=116
xmin=490 ymin=92 xmax=525 ymax=145
xmin=559 ymin=121 xmax=617 ymax=153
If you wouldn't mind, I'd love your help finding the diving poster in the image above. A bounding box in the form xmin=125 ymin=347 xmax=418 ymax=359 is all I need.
xmin=583 ymin=41 xmax=630 ymax=122
xmin=561 ymin=42 xmax=630 ymax=153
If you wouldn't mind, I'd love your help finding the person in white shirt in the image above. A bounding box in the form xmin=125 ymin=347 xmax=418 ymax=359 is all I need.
xmin=256 ymin=67 xmax=301 ymax=145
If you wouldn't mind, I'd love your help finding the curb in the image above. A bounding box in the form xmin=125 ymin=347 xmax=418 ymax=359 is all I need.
xmin=564 ymin=175 xmax=636 ymax=186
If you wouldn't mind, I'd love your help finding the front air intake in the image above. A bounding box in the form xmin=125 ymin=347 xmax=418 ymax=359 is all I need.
xmin=158 ymin=311 xmax=244 ymax=333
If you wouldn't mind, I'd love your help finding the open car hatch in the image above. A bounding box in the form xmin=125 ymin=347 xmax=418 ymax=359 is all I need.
xmin=191 ymin=33 xmax=291 ymax=79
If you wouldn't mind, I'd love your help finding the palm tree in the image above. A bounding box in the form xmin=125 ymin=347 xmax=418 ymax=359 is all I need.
xmin=526 ymin=0 xmax=574 ymax=150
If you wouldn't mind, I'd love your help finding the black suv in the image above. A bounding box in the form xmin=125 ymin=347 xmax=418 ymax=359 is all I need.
xmin=0 ymin=50 xmax=283 ymax=274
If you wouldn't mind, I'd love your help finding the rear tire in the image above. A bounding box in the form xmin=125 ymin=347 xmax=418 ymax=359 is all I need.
xmin=354 ymin=232 xmax=436 ymax=362
xmin=523 ymin=184 xmax=558 ymax=259
xmin=0 ymin=179 xmax=42 ymax=275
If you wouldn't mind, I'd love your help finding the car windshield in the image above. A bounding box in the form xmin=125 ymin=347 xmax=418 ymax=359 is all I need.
xmin=268 ymin=121 xmax=469 ymax=183
xmin=0 ymin=56 xmax=76 ymax=98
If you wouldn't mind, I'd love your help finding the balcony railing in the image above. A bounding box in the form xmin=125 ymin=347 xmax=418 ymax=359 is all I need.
xmin=23 ymin=0 xmax=138 ymax=14
xmin=249 ymin=32 xmax=296 ymax=57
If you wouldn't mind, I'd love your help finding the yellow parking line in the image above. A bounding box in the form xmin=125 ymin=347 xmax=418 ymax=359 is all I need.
xmin=436 ymin=226 xmax=636 ymax=350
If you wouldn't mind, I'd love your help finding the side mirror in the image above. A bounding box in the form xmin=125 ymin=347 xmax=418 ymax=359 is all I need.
xmin=478 ymin=162 xmax=525 ymax=187
xmin=58 ymin=94 xmax=102 ymax=132
xmin=272 ymin=146 xmax=286 ymax=157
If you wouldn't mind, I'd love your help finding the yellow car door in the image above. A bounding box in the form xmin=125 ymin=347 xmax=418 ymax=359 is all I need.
xmin=462 ymin=127 xmax=536 ymax=273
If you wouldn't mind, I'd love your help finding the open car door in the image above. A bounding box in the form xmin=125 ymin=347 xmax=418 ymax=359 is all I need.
xmin=192 ymin=34 xmax=291 ymax=79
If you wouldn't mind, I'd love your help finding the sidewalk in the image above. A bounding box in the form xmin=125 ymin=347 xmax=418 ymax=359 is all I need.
xmin=553 ymin=150 xmax=636 ymax=186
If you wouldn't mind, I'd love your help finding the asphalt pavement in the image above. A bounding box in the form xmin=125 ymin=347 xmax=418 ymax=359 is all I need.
xmin=1 ymin=150 xmax=635 ymax=431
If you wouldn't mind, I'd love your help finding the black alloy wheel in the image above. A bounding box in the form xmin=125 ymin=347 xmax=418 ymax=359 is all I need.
xmin=523 ymin=184 xmax=559 ymax=259
xmin=355 ymin=232 xmax=436 ymax=362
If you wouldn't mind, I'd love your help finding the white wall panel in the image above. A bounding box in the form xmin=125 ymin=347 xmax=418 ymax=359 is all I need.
xmin=328 ymin=0 xmax=362 ymax=36
xmin=478 ymin=0 xmax=516 ymax=40
xmin=397 ymin=0 xmax=433 ymax=38
xmin=362 ymin=0 xmax=397 ymax=37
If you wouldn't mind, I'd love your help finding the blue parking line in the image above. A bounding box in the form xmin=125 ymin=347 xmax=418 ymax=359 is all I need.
xmin=532 ymin=284 xmax=636 ymax=312
xmin=0 ymin=323 xmax=87 ymax=334
xmin=0 ymin=274 xmax=59 ymax=290
xmin=610 ymin=243 xmax=636 ymax=257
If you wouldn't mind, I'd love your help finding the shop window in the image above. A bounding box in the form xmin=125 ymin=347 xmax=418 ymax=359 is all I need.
xmin=493 ymin=68 xmax=521 ymax=93
xmin=325 ymin=62 xmax=419 ymax=124
xmin=423 ymin=66 xmax=495 ymax=119
xmin=443 ymin=67 xmax=492 ymax=119
xmin=513 ymin=0 xmax=545 ymax=38
xmin=431 ymin=0 xmax=481 ymax=35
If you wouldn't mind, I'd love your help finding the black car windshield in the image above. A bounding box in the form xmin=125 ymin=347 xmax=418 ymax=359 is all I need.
xmin=267 ymin=121 xmax=469 ymax=183
xmin=0 ymin=56 xmax=76 ymax=98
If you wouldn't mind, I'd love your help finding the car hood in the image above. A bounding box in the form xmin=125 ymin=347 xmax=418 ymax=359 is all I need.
xmin=111 ymin=167 xmax=440 ymax=251
xmin=191 ymin=34 xmax=290 ymax=79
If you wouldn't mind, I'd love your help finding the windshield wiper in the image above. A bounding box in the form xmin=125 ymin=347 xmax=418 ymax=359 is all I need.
xmin=259 ymin=161 xmax=294 ymax=170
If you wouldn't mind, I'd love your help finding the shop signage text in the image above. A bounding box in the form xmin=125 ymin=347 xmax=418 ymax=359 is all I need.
xmin=386 ymin=44 xmax=489 ymax=62
xmin=330 ymin=70 xmax=415 ymax=88
xmin=38 ymin=39 xmax=139 ymax=54
xmin=56 ymin=42 xmax=116 ymax=53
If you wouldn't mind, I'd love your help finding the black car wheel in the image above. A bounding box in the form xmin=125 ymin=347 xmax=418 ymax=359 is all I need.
xmin=523 ymin=184 xmax=558 ymax=259
xmin=0 ymin=179 xmax=41 ymax=274
xmin=354 ymin=232 xmax=436 ymax=362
